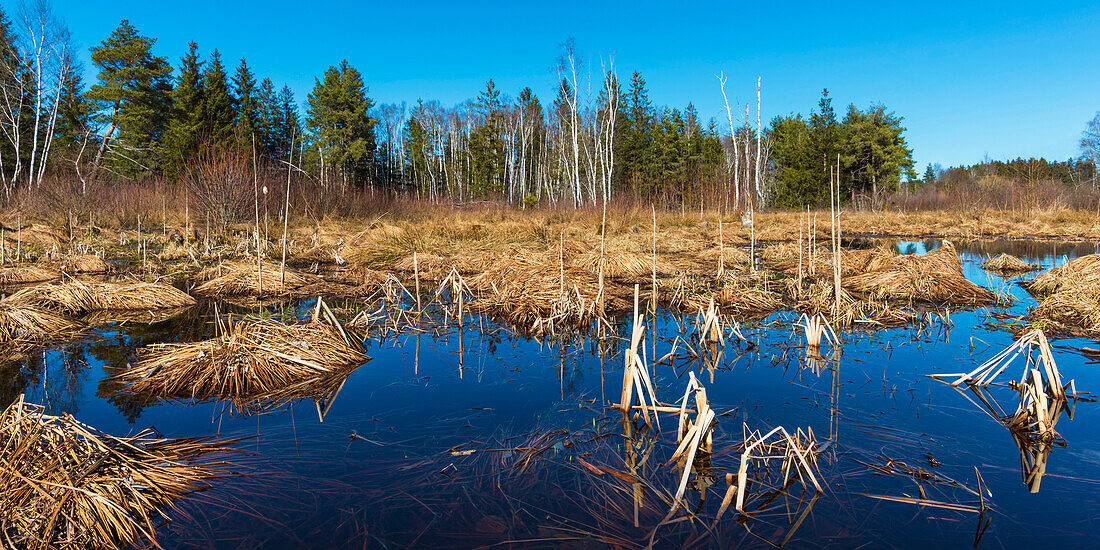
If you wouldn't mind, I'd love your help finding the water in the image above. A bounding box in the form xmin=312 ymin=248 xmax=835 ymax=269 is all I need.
xmin=6 ymin=239 xmax=1100 ymax=549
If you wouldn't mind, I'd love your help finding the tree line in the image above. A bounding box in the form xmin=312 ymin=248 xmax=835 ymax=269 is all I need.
xmin=0 ymin=4 xmax=942 ymax=213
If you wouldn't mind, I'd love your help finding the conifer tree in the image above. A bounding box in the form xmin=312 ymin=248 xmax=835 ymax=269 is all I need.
xmin=201 ymin=49 xmax=234 ymax=139
xmin=255 ymin=77 xmax=277 ymax=155
xmin=232 ymin=57 xmax=257 ymax=144
xmin=275 ymin=84 xmax=298 ymax=157
xmin=305 ymin=60 xmax=375 ymax=186
xmin=160 ymin=41 xmax=204 ymax=174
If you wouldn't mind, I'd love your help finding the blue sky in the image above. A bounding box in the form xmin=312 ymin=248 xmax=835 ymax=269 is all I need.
xmin=52 ymin=0 xmax=1100 ymax=170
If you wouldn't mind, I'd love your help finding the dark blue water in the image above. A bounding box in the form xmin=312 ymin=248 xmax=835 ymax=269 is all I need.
xmin=7 ymin=239 xmax=1100 ymax=549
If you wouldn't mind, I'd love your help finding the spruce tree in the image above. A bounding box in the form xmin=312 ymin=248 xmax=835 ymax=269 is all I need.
xmin=232 ymin=57 xmax=257 ymax=144
xmin=201 ymin=49 xmax=234 ymax=139
xmin=255 ymin=77 xmax=277 ymax=155
xmin=160 ymin=41 xmax=204 ymax=174
xmin=275 ymin=85 xmax=298 ymax=157
xmin=305 ymin=60 xmax=375 ymax=186
xmin=85 ymin=19 xmax=172 ymax=177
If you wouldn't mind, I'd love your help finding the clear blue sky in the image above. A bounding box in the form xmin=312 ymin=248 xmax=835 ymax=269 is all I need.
xmin=52 ymin=0 xmax=1100 ymax=171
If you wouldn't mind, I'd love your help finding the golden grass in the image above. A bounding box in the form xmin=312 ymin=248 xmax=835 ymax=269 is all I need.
xmin=0 ymin=300 xmax=82 ymax=344
xmin=0 ymin=265 xmax=59 ymax=285
xmin=983 ymin=253 xmax=1038 ymax=274
xmin=194 ymin=260 xmax=312 ymax=297
xmin=116 ymin=301 xmax=367 ymax=400
xmin=0 ymin=396 xmax=236 ymax=550
xmin=843 ymin=241 xmax=995 ymax=305
xmin=1025 ymin=254 xmax=1100 ymax=336
xmin=56 ymin=254 xmax=110 ymax=274
xmin=4 ymin=280 xmax=195 ymax=315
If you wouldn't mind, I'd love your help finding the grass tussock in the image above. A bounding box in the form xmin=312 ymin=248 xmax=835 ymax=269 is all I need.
xmin=843 ymin=241 xmax=995 ymax=305
xmin=0 ymin=265 xmax=59 ymax=285
xmin=0 ymin=300 xmax=82 ymax=344
xmin=54 ymin=254 xmax=110 ymax=274
xmin=0 ymin=396 xmax=236 ymax=550
xmin=983 ymin=253 xmax=1038 ymax=274
xmin=1025 ymin=254 xmax=1100 ymax=336
xmin=4 ymin=280 xmax=195 ymax=315
xmin=116 ymin=301 xmax=367 ymax=400
xmin=194 ymin=260 xmax=312 ymax=297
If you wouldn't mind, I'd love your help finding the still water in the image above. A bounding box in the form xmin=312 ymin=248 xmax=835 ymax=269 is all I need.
xmin=6 ymin=239 xmax=1100 ymax=549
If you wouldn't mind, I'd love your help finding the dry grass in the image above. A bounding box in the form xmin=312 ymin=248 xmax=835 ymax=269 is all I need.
xmin=0 ymin=396 xmax=236 ymax=550
xmin=843 ymin=241 xmax=995 ymax=305
xmin=0 ymin=300 xmax=82 ymax=344
xmin=4 ymin=280 xmax=195 ymax=315
xmin=0 ymin=265 xmax=59 ymax=285
xmin=1025 ymin=254 xmax=1100 ymax=336
xmin=194 ymin=260 xmax=312 ymax=297
xmin=983 ymin=253 xmax=1038 ymax=274
xmin=116 ymin=300 xmax=367 ymax=400
xmin=54 ymin=254 xmax=110 ymax=274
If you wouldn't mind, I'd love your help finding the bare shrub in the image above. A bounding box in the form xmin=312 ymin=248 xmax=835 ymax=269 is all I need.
xmin=185 ymin=140 xmax=252 ymax=233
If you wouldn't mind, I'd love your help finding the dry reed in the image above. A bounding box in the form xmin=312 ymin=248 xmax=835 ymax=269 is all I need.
xmin=4 ymin=280 xmax=195 ymax=315
xmin=0 ymin=396 xmax=236 ymax=550
xmin=116 ymin=300 xmax=368 ymax=400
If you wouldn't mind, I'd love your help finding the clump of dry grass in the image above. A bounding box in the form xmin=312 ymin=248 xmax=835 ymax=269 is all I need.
xmin=843 ymin=241 xmax=995 ymax=305
xmin=116 ymin=300 xmax=368 ymax=400
xmin=1027 ymin=254 xmax=1100 ymax=296
xmin=1024 ymin=255 xmax=1100 ymax=336
xmin=573 ymin=249 xmax=676 ymax=280
xmin=55 ymin=254 xmax=110 ymax=274
xmin=4 ymin=280 xmax=195 ymax=315
xmin=0 ymin=300 xmax=82 ymax=344
xmin=157 ymin=241 xmax=190 ymax=261
xmin=0 ymin=395 xmax=236 ymax=550
xmin=0 ymin=265 xmax=59 ymax=285
xmin=193 ymin=260 xmax=312 ymax=297
xmin=983 ymin=253 xmax=1038 ymax=274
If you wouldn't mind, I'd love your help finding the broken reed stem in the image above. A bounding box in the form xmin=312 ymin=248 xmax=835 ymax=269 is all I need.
xmin=718 ymin=215 xmax=724 ymax=279
xmin=281 ymin=131 xmax=294 ymax=287
xmin=413 ymin=251 xmax=422 ymax=312
xmin=253 ymin=133 xmax=262 ymax=295
xmin=652 ymin=204 xmax=658 ymax=312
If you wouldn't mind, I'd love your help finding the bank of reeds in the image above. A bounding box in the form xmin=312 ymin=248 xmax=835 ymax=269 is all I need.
xmin=0 ymin=300 xmax=82 ymax=345
xmin=0 ymin=396 xmax=236 ymax=549
xmin=0 ymin=265 xmax=59 ymax=285
xmin=116 ymin=300 xmax=367 ymax=400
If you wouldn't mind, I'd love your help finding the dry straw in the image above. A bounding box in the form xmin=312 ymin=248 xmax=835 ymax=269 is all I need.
xmin=0 ymin=395 xmax=236 ymax=550
xmin=844 ymin=241 xmax=995 ymax=305
xmin=194 ymin=260 xmax=311 ymax=297
xmin=3 ymin=280 xmax=195 ymax=315
xmin=983 ymin=253 xmax=1038 ymax=274
xmin=117 ymin=299 xmax=368 ymax=400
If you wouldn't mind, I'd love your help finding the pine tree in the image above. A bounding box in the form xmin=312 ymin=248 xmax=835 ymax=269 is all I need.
xmin=468 ymin=78 xmax=505 ymax=197
xmin=201 ymin=49 xmax=234 ymax=139
xmin=838 ymin=104 xmax=914 ymax=197
xmin=160 ymin=41 xmax=204 ymax=175
xmin=85 ymin=19 xmax=172 ymax=177
xmin=923 ymin=164 xmax=936 ymax=186
xmin=232 ymin=57 xmax=257 ymax=145
xmin=305 ymin=60 xmax=376 ymax=186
